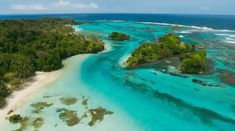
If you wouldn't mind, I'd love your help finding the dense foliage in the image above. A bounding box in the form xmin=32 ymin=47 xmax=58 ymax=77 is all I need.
xmin=180 ymin=49 xmax=207 ymax=74
xmin=108 ymin=32 xmax=130 ymax=41
xmin=125 ymin=34 xmax=189 ymax=67
xmin=0 ymin=18 xmax=104 ymax=108
xmin=9 ymin=114 xmax=22 ymax=123
xmin=125 ymin=33 xmax=206 ymax=74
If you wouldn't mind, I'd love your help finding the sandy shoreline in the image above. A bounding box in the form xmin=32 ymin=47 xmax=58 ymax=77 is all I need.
xmin=0 ymin=44 xmax=140 ymax=131
xmin=0 ymin=54 xmax=90 ymax=125
xmin=0 ymin=36 xmax=110 ymax=126
xmin=0 ymin=70 xmax=61 ymax=124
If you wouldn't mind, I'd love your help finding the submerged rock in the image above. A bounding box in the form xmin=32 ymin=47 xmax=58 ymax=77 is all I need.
xmin=142 ymin=56 xmax=182 ymax=70
xmin=60 ymin=97 xmax=78 ymax=106
xmin=43 ymin=96 xmax=50 ymax=98
xmin=32 ymin=117 xmax=44 ymax=131
xmin=31 ymin=102 xmax=53 ymax=113
xmin=204 ymin=59 xmax=215 ymax=75
xmin=43 ymin=95 xmax=56 ymax=99
xmin=158 ymin=67 xmax=189 ymax=78
xmin=82 ymin=98 xmax=89 ymax=109
xmin=14 ymin=117 xmax=29 ymax=131
xmin=8 ymin=114 xmax=22 ymax=124
xmin=7 ymin=109 xmax=14 ymax=115
xmin=145 ymin=27 xmax=155 ymax=32
xmin=171 ymin=25 xmax=180 ymax=30
xmin=192 ymin=79 xmax=221 ymax=87
xmin=57 ymin=108 xmax=80 ymax=127
xmin=88 ymin=107 xmax=113 ymax=126
xmin=167 ymin=66 xmax=189 ymax=78
xmin=220 ymin=70 xmax=235 ymax=86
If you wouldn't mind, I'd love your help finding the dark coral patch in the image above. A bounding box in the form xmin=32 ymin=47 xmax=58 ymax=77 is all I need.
xmin=60 ymin=97 xmax=78 ymax=106
xmin=31 ymin=102 xmax=53 ymax=113
xmin=32 ymin=117 xmax=44 ymax=131
xmin=220 ymin=70 xmax=235 ymax=86
xmin=88 ymin=107 xmax=113 ymax=126
xmin=14 ymin=117 xmax=29 ymax=131
xmin=57 ymin=108 xmax=80 ymax=127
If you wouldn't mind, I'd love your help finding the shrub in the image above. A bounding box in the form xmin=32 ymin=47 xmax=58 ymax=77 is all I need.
xmin=109 ymin=32 xmax=130 ymax=41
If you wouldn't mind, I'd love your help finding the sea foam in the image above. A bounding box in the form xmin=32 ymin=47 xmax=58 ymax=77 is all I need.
xmin=140 ymin=21 xmax=235 ymax=33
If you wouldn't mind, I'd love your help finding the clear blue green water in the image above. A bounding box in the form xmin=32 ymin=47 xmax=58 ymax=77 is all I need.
xmin=78 ymin=21 xmax=235 ymax=130
xmin=3 ymin=19 xmax=235 ymax=131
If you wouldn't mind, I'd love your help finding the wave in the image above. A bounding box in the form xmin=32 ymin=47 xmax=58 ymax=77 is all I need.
xmin=225 ymin=37 xmax=235 ymax=41
xmin=179 ymin=30 xmax=197 ymax=34
xmin=73 ymin=25 xmax=83 ymax=32
xmin=140 ymin=21 xmax=235 ymax=45
xmin=216 ymin=34 xmax=235 ymax=38
xmin=222 ymin=36 xmax=235 ymax=44
xmin=92 ymin=20 xmax=235 ymax=33
xmin=140 ymin=22 xmax=235 ymax=33
xmin=111 ymin=20 xmax=125 ymax=22
xmin=215 ymin=34 xmax=235 ymax=44
xmin=102 ymin=40 xmax=113 ymax=53
xmin=119 ymin=54 xmax=131 ymax=67
xmin=96 ymin=20 xmax=125 ymax=22
xmin=224 ymin=40 xmax=235 ymax=44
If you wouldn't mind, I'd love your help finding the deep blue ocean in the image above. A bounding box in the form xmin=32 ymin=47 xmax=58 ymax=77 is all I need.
xmin=0 ymin=14 xmax=235 ymax=30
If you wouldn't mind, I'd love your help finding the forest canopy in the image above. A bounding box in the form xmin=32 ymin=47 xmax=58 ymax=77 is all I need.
xmin=108 ymin=32 xmax=130 ymax=41
xmin=125 ymin=33 xmax=206 ymax=74
xmin=0 ymin=18 xmax=104 ymax=108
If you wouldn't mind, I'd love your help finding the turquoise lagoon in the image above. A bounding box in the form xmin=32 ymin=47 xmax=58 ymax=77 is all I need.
xmin=3 ymin=20 xmax=235 ymax=131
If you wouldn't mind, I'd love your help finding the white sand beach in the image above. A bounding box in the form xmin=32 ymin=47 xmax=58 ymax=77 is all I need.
xmin=0 ymin=54 xmax=90 ymax=125
xmin=0 ymin=70 xmax=61 ymax=125
xmin=0 ymin=46 xmax=141 ymax=131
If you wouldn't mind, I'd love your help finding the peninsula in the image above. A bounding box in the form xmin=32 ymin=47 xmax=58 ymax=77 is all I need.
xmin=0 ymin=18 xmax=104 ymax=108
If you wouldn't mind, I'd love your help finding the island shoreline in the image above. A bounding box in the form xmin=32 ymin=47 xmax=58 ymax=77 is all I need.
xmin=0 ymin=54 xmax=90 ymax=125
xmin=0 ymin=36 xmax=110 ymax=126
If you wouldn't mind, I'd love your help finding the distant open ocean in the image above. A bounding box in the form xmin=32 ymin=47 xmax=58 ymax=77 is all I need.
xmin=0 ymin=14 xmax=235 ymax=30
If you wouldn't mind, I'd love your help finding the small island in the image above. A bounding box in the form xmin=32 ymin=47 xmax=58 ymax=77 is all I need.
xmin=108 ymin=32 xmax=130 ymax=41
xmin=125 ymin=33 xmax=206 ymax=74
xmin=0 ymin=18 xmax=105 ymax=108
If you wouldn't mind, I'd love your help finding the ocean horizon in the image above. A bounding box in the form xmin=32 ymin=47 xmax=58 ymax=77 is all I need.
xmin=1 ymin=13 xmax=235 ymax=30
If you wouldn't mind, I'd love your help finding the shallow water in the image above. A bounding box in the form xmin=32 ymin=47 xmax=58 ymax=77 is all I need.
xmin=3 ymin=20 xmax=235 ymax=131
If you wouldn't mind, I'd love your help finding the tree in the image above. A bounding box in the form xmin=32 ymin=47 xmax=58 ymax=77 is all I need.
xmin=109 ymin=32 xmax=130 ymax=41
xmin=0 ymin=18 xmax=105 ymax=104
xmin=36 ymin=51 xmax=62 ymax=72
xmin=181 ymin=49 xmax=207 ymax=74
xmin=10 ymin=54 xmax=35 ymax=78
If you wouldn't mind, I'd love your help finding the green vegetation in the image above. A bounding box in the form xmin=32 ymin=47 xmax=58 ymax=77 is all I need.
xmin=109 ymin=32 xmax=130 ymax=41
xmin=0 ymin=18 xmax=104 ymax=108
xmin=125 ymin=33 xmax=206 ymax=74
xmin=9 ymin=114 xmax=22 ymax=123
xmin=180 ymin=49 xmax=207 ymax=74
xmin=125 ymin=34 xmax=189 ymax=67
xmin=0 ymin=96 xmax=6 ymax=107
